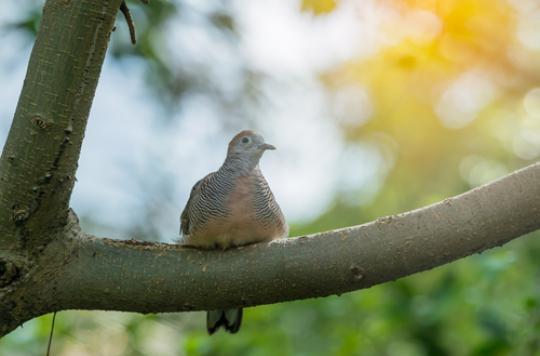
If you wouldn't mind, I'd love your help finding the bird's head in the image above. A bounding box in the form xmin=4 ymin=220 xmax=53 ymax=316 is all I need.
xmin=226 ymin=130 xmax=275 ymax=167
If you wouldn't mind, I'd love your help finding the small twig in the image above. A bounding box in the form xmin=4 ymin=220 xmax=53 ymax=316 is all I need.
xmin=120 ymin=1 xmax=137 ymax=45
xmin=46 ymin=312 xmax=57 ymax=356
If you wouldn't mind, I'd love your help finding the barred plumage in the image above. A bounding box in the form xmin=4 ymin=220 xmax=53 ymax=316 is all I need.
xmin=179 ymin=130 xmax=288 ymax=335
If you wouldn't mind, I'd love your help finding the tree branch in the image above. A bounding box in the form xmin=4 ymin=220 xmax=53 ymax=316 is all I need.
xmin=0 ymin=0 xmax=122 ymax=252
xmin=0 ymin=0 xmax=122 ymax=337
xmin=56 ymin=162 xmax=540 ymax=310
xmin=2 ymin=162 xmax=538 ymax=336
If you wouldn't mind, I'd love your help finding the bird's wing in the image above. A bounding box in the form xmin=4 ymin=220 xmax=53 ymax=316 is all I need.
xmin=180 ymin=172 xmax=214 ymax=236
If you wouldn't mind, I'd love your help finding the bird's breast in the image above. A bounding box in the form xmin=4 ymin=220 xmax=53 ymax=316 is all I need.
xmin=184 ymin=174 xmax=286 ymax=249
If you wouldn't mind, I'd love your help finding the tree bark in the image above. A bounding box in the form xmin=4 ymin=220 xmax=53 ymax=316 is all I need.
xmin=0 ymin=0 xmax=122 ymax=336
xmin=1 ymin=0 xmax=540 ymax=339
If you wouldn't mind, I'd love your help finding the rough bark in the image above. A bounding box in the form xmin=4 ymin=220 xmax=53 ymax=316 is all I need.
xmin=0 ymin=0 xmax=122 ymax=336
xmin=0 ymin=0 xmax=120 ymax=250
xmin=1 ymin=0 xmax=540 ymax=340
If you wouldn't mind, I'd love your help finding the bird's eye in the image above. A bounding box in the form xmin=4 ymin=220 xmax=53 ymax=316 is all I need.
xmin=241 ymin=137 xmax=250 ymax=144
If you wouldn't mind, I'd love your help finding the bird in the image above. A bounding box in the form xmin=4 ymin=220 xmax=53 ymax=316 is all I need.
xmin=179 ymin=130 xmax=288 ymax=334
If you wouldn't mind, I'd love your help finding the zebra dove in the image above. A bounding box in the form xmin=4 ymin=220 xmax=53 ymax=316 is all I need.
xmin=180 ymin=130 xmax=288 ymax=334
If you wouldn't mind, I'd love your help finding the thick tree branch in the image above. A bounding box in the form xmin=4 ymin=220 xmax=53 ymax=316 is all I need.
xmin=1 ymin=162 xmax=538 ymax=336
xmin=0 ymin=0 xmax=121 ymax=252
xmin=56 ymin=162 xmax=540 ymax=310
xmin=0 ymin=0 xmax=122 ymax=337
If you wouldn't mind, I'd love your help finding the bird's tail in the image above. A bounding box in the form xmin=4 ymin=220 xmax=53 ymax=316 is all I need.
xmin=207 ymin=308 xmax=243 ymax=335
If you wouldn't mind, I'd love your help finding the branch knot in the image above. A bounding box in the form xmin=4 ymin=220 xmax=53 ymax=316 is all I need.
xmin=0 ymin=260 xmax=20 ymax=288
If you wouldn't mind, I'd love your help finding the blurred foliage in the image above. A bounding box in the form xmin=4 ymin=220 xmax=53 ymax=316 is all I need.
xmin=3 ymin=8 xmax=41 ymax=37
xmin=2 ymin=0 xmax=540 ymax=355
xmin=301 ymin=0 xmax=338 ymax=14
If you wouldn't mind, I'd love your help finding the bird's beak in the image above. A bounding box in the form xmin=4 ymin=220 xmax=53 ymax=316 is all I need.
xmin=259 ymin=143 xmax=276 ymax=151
